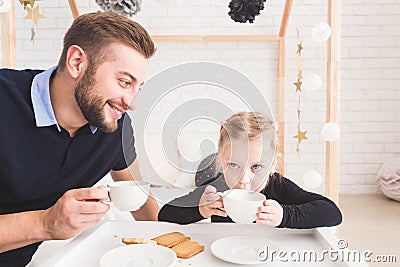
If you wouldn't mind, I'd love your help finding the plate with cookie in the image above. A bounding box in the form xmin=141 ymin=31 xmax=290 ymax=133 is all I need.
xmin=211 ymin=236 xmax=280 ymax=265
xmin=102 ymin=231 xmax=205 ymax=266
xmin=99 ymin=243 xmax=176 ymax=267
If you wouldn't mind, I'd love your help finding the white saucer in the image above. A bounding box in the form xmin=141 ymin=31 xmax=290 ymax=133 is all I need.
xmin=211 ymin=236 xmax=280 ymax=265
xmin=99 ymin=244 xmax=177 ymax=267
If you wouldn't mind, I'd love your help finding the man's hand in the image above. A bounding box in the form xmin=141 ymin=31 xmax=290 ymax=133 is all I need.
xmin=199 ymin=185 xmax=227 ymax=219
xmin=41 ymin=187 xmax=110 ymax=240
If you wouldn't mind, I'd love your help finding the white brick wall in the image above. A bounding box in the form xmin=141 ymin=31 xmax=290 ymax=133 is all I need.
xmin=1 ymin=0 xmax=399 ymax=194
xmin=339 ymin=0 xmax=400 ymax=194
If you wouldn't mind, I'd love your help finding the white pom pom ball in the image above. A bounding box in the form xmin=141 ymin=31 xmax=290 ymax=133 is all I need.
xmin=303 ymin=170 xmax=323 ymax=190
xmin=321 ymin=122 xmax=341 ymax=142
xmin=302 ymin=73 xmax=322 ymax=92
xmin=311 ymin=22 xmax=332 ymax=42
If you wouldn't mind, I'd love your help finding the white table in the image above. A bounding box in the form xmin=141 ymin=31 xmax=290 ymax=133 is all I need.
xmin=35 ymin=221 xmax=368 ymax=267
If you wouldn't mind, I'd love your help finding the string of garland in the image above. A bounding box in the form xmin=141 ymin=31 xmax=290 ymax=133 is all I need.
xmin=19 ymin=0 xmax=46 ymax=44
xmin=293 ymin=28 xmax=308 ymax=153
xmin=95 ymin=0 xmax=142 ymax=17
xmin=228 ymin=0 xmax=267 ymax=23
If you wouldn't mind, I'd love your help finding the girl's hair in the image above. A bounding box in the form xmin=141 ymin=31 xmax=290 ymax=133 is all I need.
xmin=58 ymin=12 xmax=156 ymax=71
xmin=218 ymin=111 xmax=278 ymax=155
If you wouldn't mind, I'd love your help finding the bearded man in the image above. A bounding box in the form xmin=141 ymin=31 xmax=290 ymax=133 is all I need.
xmin=0 ymin=12 xmax=159 ymax=266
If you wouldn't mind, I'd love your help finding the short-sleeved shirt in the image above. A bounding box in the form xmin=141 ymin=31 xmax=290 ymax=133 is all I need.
xmin=0 ymin=67 xmax=136 ymax=266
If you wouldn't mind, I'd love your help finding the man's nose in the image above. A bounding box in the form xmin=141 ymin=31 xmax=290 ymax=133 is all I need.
xmin=122 ymin=87 xmax=139 ymax=109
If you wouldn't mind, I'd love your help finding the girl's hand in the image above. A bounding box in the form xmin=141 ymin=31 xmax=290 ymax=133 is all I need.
xmin=199 ymin=185 xmax=227 ymax=219
xmin=256 ymin=199 xmax=283 ymax=226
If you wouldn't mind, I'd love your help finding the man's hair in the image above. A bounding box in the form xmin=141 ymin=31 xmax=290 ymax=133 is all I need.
xmin=58 ymin=12 xmax=156 ymax=70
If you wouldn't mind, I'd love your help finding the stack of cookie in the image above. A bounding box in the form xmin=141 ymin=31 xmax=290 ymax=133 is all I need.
xmin=151 ymin=232 xmax=204 ymax=258
xmin=122 ymin=232 xmax=204 ymax=258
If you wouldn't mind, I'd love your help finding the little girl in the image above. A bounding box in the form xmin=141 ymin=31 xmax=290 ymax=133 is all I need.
xmin=158 ymin=112 xmax=342 ymax=228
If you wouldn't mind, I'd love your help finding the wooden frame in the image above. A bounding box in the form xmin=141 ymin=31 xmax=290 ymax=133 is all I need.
xmin=1 ymin=0 xmax=16 ymax=68
xmin=326 ymin=0 xmax=341 ymax=203
xmin=1 ymin=0 xmax=340 ymax=203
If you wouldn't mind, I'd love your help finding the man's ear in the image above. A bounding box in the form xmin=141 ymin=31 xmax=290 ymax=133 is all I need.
xmin=65 ymin=45 xmax=86 ymax=79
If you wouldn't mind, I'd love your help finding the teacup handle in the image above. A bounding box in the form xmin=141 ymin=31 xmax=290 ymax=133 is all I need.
xmin=216 ymin=192 xmax=226 ymax=212
xmin=216 ymin=192 xmax=226 ymax=198
xmin=100 ymin=187 xmax=113 ymax=205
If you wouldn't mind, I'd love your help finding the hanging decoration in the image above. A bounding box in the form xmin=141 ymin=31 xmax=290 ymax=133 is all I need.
xmin=0 ymin=0 xmax=12 ymax=13
xmin=302 ymin=73 xmax=322 ymax=92
xmin=30 ymin=27 xmax=36 ymax=42
xmin=311 ymin=22 xmax=332 ymax=43
xmin=20 ymin=0 xmax=45 ymax=44
xmin=302 ymin=170 xmax=322 ymax=190
xmin=321 ymin=122 xmax=341 ymax=142
xmin=292 ymin=28 xmax=308 ymax=153
xmin=95 ymin=0 xmax=142 ymax=17
xmin=228 ymin=0 xmax=267 ymax=24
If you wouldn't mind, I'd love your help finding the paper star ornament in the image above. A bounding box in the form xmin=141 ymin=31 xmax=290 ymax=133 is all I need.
xmin=294 ymin=56 xmax=303 ymax=67
xmin=294 ymin=78 xmax=302 ymax=92
xmin=297 ymin=69 xmax=303 ymax=80
xmin=296 ymin=42 xmax=303 ymax=55
xmin=23 ymin=5 xmax=45 ymax=26
xmin=19 ymin=0 xmax=41 ymax=9
xmin=293 ymin=129 xmax=308 ymax=144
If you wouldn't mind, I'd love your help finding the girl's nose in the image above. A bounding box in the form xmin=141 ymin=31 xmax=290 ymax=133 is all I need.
xmin=239 ymin=169 xmax=253 ymax=185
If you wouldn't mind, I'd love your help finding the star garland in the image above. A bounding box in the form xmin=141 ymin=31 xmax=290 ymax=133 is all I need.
xmin=20 ymin=0 xmax=45 ymax=43
xmin=292 ymin=28 xmax=308 ymax=153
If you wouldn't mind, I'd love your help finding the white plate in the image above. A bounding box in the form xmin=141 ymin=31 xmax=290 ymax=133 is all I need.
xmin=211 ymin=236 xmax=280 ymax=265
xmin=99 ymin=244 xmax=177 ymax=267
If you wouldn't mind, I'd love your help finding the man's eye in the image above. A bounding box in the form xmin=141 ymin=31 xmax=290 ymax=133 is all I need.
xmin=229 ymin=163 xmax=238 ymax=169
xmin=120 ymin=80 xmax=131 ymax=88
xmin=251 ymin=164 xmax=263 ymax=171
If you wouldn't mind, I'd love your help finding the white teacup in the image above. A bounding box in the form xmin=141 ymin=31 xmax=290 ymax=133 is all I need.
xmin=220 ymin=189 xmax=266 ymax=224
xmin=104 ymin=181 xmax=150 ymax=211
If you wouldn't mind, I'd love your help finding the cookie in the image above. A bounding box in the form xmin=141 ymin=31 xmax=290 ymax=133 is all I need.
xmin=151 ymin=232 xmax=190 ymax=248
xmin=122 ymin=237 xmax=157 ymax=245
xmin=171 ymin=240 xmax=205 ymax=258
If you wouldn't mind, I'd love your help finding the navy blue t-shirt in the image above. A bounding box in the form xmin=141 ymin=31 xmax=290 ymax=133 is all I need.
xmin=0 ymin=69 xmax=136 ymax=266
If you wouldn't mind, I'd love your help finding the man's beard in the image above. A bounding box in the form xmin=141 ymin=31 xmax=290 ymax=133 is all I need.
xmin=75 ymin=66 xmax=119 ymax=133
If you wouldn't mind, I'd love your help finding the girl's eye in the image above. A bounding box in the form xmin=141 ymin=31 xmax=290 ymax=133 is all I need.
xmin=229 ymin=163 xmax=238 ymax=169
xmin=251 ymin=164 xmax=263 ymax=171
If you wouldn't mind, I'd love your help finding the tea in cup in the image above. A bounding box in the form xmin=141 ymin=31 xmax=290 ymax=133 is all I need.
xmin=220 ymin=189 xmax=266 ymax=224
xmin=104 ymin=181 xmax=150 ymax=211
